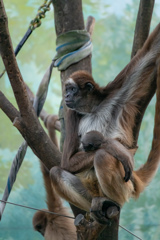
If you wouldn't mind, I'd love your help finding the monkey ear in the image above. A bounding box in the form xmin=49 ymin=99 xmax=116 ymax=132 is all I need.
xmin=85 ymin=82 xmax=94 ymax=92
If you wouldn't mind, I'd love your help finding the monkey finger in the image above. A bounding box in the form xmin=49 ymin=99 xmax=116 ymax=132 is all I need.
xmin=123 ymin=167 xmax=132 ymax=182
xmin=121 ymin=159 xmax=133 ymax=182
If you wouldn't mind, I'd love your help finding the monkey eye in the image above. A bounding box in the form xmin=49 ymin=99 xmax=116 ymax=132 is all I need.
xmin=71 ymin=87 xmax=77 ymax=93
xmin=65 ymin=85 xmax=77 ymax=94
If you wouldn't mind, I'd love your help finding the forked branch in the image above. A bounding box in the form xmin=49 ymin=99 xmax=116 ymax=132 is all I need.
xmin=0 ymin=0 xmax=61 ymax=170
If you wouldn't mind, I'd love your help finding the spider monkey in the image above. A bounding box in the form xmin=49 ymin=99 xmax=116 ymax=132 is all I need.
xmin=32 ymin=115 xmax=76 ymax=240
xmin=50 ymin=23 xmax=160 ymax=221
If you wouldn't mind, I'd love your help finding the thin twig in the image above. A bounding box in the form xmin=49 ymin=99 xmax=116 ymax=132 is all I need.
xmin=0 ymin=0 xmax=61 ymax=170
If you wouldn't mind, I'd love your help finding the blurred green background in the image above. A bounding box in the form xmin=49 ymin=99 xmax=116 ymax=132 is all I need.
xmin=0 ymin=0 xmax=160 ymax=239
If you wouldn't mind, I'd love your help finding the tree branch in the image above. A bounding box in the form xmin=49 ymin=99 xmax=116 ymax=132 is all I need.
xmin=52 ymin=0 xmax=94 ymax=217
xmin=0 ymin=0 xmax=33 ymax=117
xmin=0 ymin=0 xmax=61 ymax=170
xmin=131 ymin=0 xmax=155 ymax=58
xmin=0 ymin=91 xmax=20 ymax=122
xmin=52 ymin=1 xmax=115 ymax=239
xmin=75 ymin=214 xmax=106 ymax=240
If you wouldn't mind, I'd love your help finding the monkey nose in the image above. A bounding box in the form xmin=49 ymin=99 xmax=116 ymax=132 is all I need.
xmin=83 ymin=143 xmax=94 ymax=152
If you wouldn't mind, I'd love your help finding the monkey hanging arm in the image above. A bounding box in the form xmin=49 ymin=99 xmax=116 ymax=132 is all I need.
xmin=105 ymin=24 xmax=160 ymax=146
xmin=100 ymin=140 xmax=134 ymax=182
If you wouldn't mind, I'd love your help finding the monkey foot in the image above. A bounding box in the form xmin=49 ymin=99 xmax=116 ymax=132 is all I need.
xmin=90 ymin=197 xmax=120 ymax=225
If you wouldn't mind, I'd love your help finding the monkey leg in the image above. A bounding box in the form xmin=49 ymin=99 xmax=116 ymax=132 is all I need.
xmin=50 ymin=166 xmax=92 ymax=211
xmin=94 ymin=149 xmax=134 ymax=207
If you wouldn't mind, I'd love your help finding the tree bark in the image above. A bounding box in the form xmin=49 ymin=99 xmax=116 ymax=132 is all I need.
xmin=131 ymin=0 xmax=155 ymax=58
xmin=52 ymin=0 xmax=93 ymax=223
xmin=0 ymin=0 xmax=61 ymax=170
xmin=52 ymin=0 xmax=119 ymax=239
xmin=52 ymin=0 xmax=92 ymax=152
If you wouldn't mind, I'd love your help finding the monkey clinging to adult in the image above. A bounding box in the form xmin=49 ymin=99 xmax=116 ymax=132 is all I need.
xmin=50 ymin=23 xmax=160 ymax=222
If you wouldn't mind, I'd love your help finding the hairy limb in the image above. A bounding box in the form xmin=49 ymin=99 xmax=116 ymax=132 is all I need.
xmin=81 ymin=131 xmax=134 ymax=181
xmin=94 ymin=150 xmax=134 ymax=207
xmin=33 ymin=121 xmax=77 ymax=239
xmin=50 ymin=166 xmax=92 ymax=211
xmin=132 ymin=62 xmax=160 ymax=198
xmin=62 ymin=151 xmax=95 ymax=173
xmin=101 ymin=139 xmax=134 ymax=182
xmin=108 ymin=23 xmax=160 ymax=93
xmin=44 ymin=115 xmax=60 ymax=148
xmin=106 ymin=24 xmax=160 ymax=146
xmin=33 ymin=163 xmax=77 ymax=239
xmin=61 ymin=112 xmax=95 ymax=173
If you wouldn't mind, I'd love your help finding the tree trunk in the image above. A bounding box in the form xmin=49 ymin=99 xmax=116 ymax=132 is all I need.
xmin=52 ymin=0 xmax=119 ymax=239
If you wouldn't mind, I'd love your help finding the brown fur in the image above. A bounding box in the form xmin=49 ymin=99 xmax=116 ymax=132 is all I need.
xmin=33 ymin=116 xmax=76 ymax=239
xmin=33 ymin=205 xmax=76 ymax=240
xmin=133 ymin=68 xmax=160 ymax=198
xmin=50 ymin=23 xmax=160 ymax=211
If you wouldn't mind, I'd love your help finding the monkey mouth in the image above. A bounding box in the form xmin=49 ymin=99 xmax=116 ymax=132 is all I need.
xmin=65 ymin=101 xmax=74 ymax=108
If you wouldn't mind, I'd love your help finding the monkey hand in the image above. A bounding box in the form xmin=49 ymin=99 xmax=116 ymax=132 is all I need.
xmin=108 ymin=142 xmax=134 ymax=182
xmin=119 ymin=157 xmax=133 ymax=182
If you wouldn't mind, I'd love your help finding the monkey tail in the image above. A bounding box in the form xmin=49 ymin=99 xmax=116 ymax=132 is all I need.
xmin=133 ymin=64 xmax=160 ymax=198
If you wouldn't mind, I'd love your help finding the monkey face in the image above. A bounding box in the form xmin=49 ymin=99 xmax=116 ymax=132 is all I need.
xmin=64 ymin=76 xmax=95 ymax=113
xmin=81 ymin=131 xmax=105 ymax=152
xmin=65 ymin=78 xmax=80 ymax=109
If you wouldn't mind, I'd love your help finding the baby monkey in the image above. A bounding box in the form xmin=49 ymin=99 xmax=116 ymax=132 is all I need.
xmin=81 ymin=131 xmax=106 ymax=152
xmin=81 ymin=130 xmax=133 ymax=181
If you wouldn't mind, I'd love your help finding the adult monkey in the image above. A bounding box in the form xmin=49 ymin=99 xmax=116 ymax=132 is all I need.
xmin=50 ymin=23 xmax=160 ymax=221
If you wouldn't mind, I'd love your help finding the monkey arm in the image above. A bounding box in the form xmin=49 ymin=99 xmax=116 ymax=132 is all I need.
xmin=62 ymin=110 xmax=96 ymax=173
xmin=108 ymin=23 xmax=160 ymax=93
xmin=63 ymin=139 xmax=134 ymax=181
xmin=81 ymin=130 xmax=134 ymax=182
xmin=100 ymin=139 xmax=134 ymax=182
xmin=107 ymin=24 xmax=160 ymax=145
xmin=62 ymin=151 xmax=95 ymax=174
